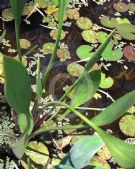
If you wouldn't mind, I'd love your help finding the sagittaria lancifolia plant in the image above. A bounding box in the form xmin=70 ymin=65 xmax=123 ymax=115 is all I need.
xmin=2 ymin=0 xmax=135 ymax=168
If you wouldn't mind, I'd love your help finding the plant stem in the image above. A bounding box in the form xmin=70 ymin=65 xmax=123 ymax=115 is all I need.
xmin=31 ymin=124 xmax=87 ymax=138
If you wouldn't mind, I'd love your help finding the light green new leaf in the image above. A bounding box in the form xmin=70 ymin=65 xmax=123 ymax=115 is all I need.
xmin=91 ymin=90 xmax=135 ymax=126
xmin=3 ymin=56 xmax=33 ymax=133
xmin=69 ymin=135 xmax=104 ymax=168
xmin=71 ymin=70 xmax=101 ymax=107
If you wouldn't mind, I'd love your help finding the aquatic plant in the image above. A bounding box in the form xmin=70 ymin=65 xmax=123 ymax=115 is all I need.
xmin=1 ymin=0 xmax=135 ymax=168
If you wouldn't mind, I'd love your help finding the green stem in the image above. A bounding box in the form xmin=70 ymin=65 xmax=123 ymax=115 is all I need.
xmin=15 ymin=23 xmax=22 ymax=62
xmin=41 ymin=1 xmax=66 ymax=88
xmin=31 ymin=124 xmax=87 ymax=138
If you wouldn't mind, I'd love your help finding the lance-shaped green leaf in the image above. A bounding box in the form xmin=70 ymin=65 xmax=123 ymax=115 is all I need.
xmin=10 ymin=0 xmax=26 ymax=61
xmin=71 ymin=70 xmax=101 ymax=108
xmin=91 ymin=90 xmax=135 ymax=126
xmin=3 ymin=56 xmax=33 ymax=134
xmin=84 ymin=29 xmax=116 ymax=71
xmin=69 ymin=135 xmax=104 ymax=169
xmin=47 ymin=101 xmax=135 ymax=168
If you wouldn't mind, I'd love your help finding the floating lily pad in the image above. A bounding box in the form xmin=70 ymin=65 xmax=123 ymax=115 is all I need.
xmin=66 ymin=9 xmax=80 ymax=20
xmin=57 ymin=48 xmax=71 ymax=61
xmin=102 ymin=43 xmax=123 ymax=61
xmin=117 ymin=23 xmax=135 ymax=40
xmin=116 ymin=17 xmax=130 ymax=24
xmin=77 ymin=17 xmax=92 ymax=30
xmin=100 ymin=16 xmax=118 ymax=28
xmin=100 ymin=73 xmax=114 ymax=89
xmin=97 ymin=146 xmax=112 ymax=160
xmin=67 ymin=63 xmax=84 ymax=77
xmin=42 ymin=42 xmax=55 ymax=54
xmin=119 ymin=115 xmax=135 ymax=137
xmin=128 ymin=3 xmax=135 ymax=12
xmin=2 ymin=8 xmax=14 ymax=21
xmin=50 ymin=30 xmax=66 ymax=40
xmin=82 ymin=30 xmax=98 ymax=43
xmin=113 ymin=2 xmax=128 ymax=13
xmin=53 ymin=11 xmax=67 ymax=21
xmin=20 ymin=39 xmax=31 ymax=49
xmin=76 ymin=45 xmax=94 ymax=60
xmin=123 ymin=45 xmax=135 ymax=61
xmin=90 ymin=155 xmax=111 ymax=169
xmin=26 ymin=141 xmax=49 ymax=165
xmin=96 ymin=31 xmax=108 ymax=43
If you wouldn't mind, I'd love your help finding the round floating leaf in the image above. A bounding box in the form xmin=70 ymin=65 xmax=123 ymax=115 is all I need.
xmin=82 ymin=30 xmax=98 ymax=43
xmin=76 ymin=45 xmax=94 ymax=60
xmin=113 ymin=2 xmax=128 ymax=13
xmin=117 ymin=23 xmax=135 ymax=40
xmin=97 ymin=146 xmax=112 ymax=160
xmin=67 ymin=63 xmax=84 ymax=77
xmin=100 ymin=16 xmax=118 ymax=28
xmin=100 ymin=73 xmax=114 ymax=89
xmin=119 ymin=115 xmax=135 ymax=137
xmin=77 ymin=17 xmax=92 ymax=30
xmin=123 ymin=45 xmax=135 ymax=61
xmin=97 ymin=32 xmax=108 ymax=43
xmin=26 ymin=141 xmax=49 ymax=165
xmin=90 ymin=155 xmax=111 ymax=169
xmin=102 ymin=43 xmax=123 ymax=61
xmin=57 ymin=48 xmax=71 ymax=62
xmin=20 ymin=39 xmax=31 ymax=49
xmin=128 ymin=3 xmax=135 ymax=12
xmin=66 ymin=9 xmax=80 ymax=20
xmin=42 ymin=42 xmax=55 ymax=54
xmin=116 ymin=17 xmax=130 ymax=24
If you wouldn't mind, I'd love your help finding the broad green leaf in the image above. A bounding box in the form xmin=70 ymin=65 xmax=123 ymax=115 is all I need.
xmin=91 ymin=90 xmax=135 ymax=126
xmin=10 ymin=133 xmax=28 ymax=159
xmin=55 ymin=165 xmax=74 ymax=169
xmin=10 ymin=0 xmax=26 ymax=60
xmin=71 ymin=70 xmax=101 ymax=108
xmin=69 ymin=135 xmax=104 ymax=168
xmin=3 ymin=56 xmax=33 ymax=133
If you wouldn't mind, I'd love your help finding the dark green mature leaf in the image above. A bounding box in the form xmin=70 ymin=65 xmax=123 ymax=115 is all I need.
xmin=3 ymin=56 xmax=33 ymax=133
xmin=91 ymin=90 xmax=135 ymax=126
xmin=69 ymin=135 xmax=104 ymax=169
xmin=71 ymin=70 xmax=101 ymax=107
